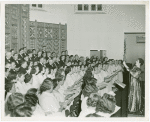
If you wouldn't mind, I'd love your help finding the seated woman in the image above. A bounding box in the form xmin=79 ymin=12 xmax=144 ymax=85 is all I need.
xmin=15 ymin=71 xmax=28 ymax=95
xmin=24 ymin=74 xmax=33 ymax=91
xmin=6 ymin=93 xmax=24 ymax=116
xmin=79 ymin=93 xmax=100 ymax=117
xmin=11 ymin=103 xmax=32 ymax=117
xmin=38 ymin=78 xmax=66 ymax=116
xmin=36 ymin=66 xmax=46 ymax=86
xmin=24 ymin=93 xmax=45 ymax=117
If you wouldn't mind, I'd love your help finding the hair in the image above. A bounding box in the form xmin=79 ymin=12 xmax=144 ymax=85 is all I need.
xmin=39 ymin=78 xmax=53 ymax=94
xmin=10 ymin=49 xmax=14 ymax=52
xmin=26 ymin=88 xmax=37 ymax=95
xmin=32 ymin=49 xmax=35 ymax=52
xmin=21 ymin=61 xmax=27 ymax=66
xmin=24 ymin=74 xmax=32 ymax=83
xmin=55 ymin=68 xmax=65 ymax=82
xmin=5 ymin=82 xmax=14 ymax=92
xmin=19 ymin=48 xmax=23 ymax=52
xmin=24 ymin=94 xmax=38 ymax=107
xmin=30 ymin=67 xmax=36 ymax=75
xmin=17 ymin=71 xmax=25 ymax=78
xmin=138 ymin=58 xmax=144 ymax=66
xmin=65 ymin=66 xmax=71 ymax=76
xmin=7 ymin=93 xmax=24 ymax=112
xmin=87 ymin=93 xmax=100 ymax=107
xmin=52 ymin=79 xmax=58 ymax=89
xmin=11 ymin=103 xmax=32 ymax=117
xmin=7 ymin=72 xmax=17 ymax=82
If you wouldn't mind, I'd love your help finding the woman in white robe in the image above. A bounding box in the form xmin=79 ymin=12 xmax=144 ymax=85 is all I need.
xmin=38 ymin=78 xmax=66 ymax=116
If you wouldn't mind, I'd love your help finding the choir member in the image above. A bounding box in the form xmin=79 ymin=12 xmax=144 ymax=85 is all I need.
xmin=42 ymin=46 xmax=46 ymax=54
xmin=5 ymin=52 xmax=11 ymax=64
xmin=23 ymin=47 xmax=28 ymax=57
xmin=18 ymin=48 xmax=24 ymax=63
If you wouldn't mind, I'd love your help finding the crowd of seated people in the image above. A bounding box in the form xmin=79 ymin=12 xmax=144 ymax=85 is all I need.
xmin=5 ymin=46 xmax=124 ymax=117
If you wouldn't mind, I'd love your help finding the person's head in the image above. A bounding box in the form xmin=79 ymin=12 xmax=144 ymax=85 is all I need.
xmin=39 ymin=78 xmax=54 ymax=94
xmin=48 ymin=59 xmax=53 ymax=65
xmin=112 ymin=59 xmax=115 ymax=64
xmin=61 ymin=51 xmax=65 ymax=56
xmin=32 ymin=49 xmax=36 ymax=54
xmin=11 ymin=103 xmax=32 ymax=117
xmin=7 ymin=93 xmax=24 ymax=112
xmin=34 ymin=65 xmax=39 ymax=74
xmin=47 ymin=52 xmax=51 ymax=57
xmin=5 ymin=81 xmax=16 ymax=93
xmin=97 ymin=63 xmax=102 ymax=71
xmin=5 ymin=68 xmax=10 ymax=77
xmin=42 ymin=52 xmax=46 ymax=58
xmin=7 ymin=72 xmax=17 ymax=83
xmin=80 ymin=65 xmax=84 ymax=71
xmin=6 ymin=52 xmax=11 ymax=59
xmin=17 ymin=71 xmax=25 ymax=82
xmin=45 ymin=67 xmax=51 ymax=75
xmin=75 ymin=54 xmax=79 ymax=60
xmin=19 ymin=48 xmax=24 ymax=55
xmin=24 ymin=55 xmax=29 ymax=62
xmin=10 ymin=49 xmax=15 ymax=56
xmin=136 ymin=58 xmax=144 ymax=67
xmin=13 ymin=53 xmax=18 ymax=60
xmin=60 ymin=55 xmax=65 ymax=61
xmin=43 ymin=58 xmax=46 ymax=65
xmin=103 ymin=57 xmax=108 ymax=62
xmin=24 ymin=94 xmax=38 ymax=111
xmin=37 ymin=51 xmax=42 ymax=57
xmin=24 ymin=74 xmax=33 ymax=84
xmin=21 ymin=61 xmax=28 ymax=68
xmin=108 ymin=59 xmax=112 ymax=65
xmin=65 ymin=50 xmax=68 ymax=55
xmin=26 ymin=88 xmax=38 ymax=95
xmin=39 ymin=66 xmax=45 ymax=74
xmin=28 ymin=52 xmax=32 ymax=58
xmin=52 ymin=57 xmax=56 ymax=62
xmin=11 ymin=62 xmax=16 ymax=70
xmin=34 ymin=61 xmax=38 ymax=66
xmin=93 ymin=65 xmax=98 ymax=73
xmin=43 ymin=46 xmax=46 ymax=51
xmin=39 ymin=58 xmax=44 ymax=64
xmin=55 ymin=68 xmax=65 ymax=80
xmin=51 ymin=52 xmax=56 ymax=57
xmin=23 ymin=47 xmax=27 ymax=53
xmin=102 ymin=63 xmax=107 ymax=71
xmin=87 ymin=93 xmax=99 ymax=107
xmin=5 ymin=62 xmax=11 ymax=70
xmin=115 ymin=60 xmax=118 ymax=65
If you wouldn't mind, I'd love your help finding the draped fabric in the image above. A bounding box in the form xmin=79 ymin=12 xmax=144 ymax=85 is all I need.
xmin=128 ymin=66 xmax=142 ymax=113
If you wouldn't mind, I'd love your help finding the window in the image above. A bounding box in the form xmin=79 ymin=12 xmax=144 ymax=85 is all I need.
xmin=91 ymin=4 xmax=96 ymax=11
xmin=75 ymin=4 xmax=104 ymax=14
xmin=32 ymin=4 xmax=36 ymax=7
xmin=30 ymin=4 xmax=45 ymax=11
xmin=38 ymin=4 xmax=42 ymax=8
xmin=78 ymin=4 xmax=82 ymax=11
xmin=84 ymin=4 xmax=89 ymax=11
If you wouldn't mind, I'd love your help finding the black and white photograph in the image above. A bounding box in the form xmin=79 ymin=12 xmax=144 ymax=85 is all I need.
xmin=1 ymin=1 xmax=149 ymax=121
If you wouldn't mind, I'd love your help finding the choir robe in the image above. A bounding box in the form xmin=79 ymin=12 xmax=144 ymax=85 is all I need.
xmin=79 ymin=97 xmax=96 ymax=117
xmin=38 ymin=92 xmax=60 ymax=114
xmin=53 ymin=90 xmax=65 ymax=103
xmin=32 ymin=74 xmax=40 ymax=89
xmin=14 ymin=60 xmax=20 ymax=68
xmin=59 ymin=60 xmax=65 ymax=68
xmin=117 ymin=65 xmax=123 ymax=83
xmin=63 ymin=73 xmax=75 ymax=89
xmin=9 ymin=69 xmax=17 ymax=74
xmin=47 ymin=74 xmax=55 ymax=79
xmin=32 ymin=104 xmax=45 ymax=117
xmin=37 ymin=73 xmax=46 ymax=86
xmin=18 ymin=54 xmax=24 ymax=62
xmin=23 ymin=53 xmax=28 ymax=58
xmin=46 ymin=63 xmax=53 ymax=69
xmin=18 ymin=67 xmax=27 ymax=74
xmin=15 ymin=81 xmax=28 ymax=95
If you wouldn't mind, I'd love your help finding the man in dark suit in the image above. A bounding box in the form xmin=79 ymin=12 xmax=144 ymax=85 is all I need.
xmin=19 ymin=61 xmax=28 ymax=74
xmin=32 ymin=49 xmax=37 ymax=61
xmin=23 ymin=47 xmax=28 ymax=58
xmin=5 ymin=52 xmax=12 ymax=64
xmin=18 ymin=48 xmax=24 ymax=63
xmin=11 ymin=53 xmax=20 ymax=68
xmin=42 ymin=46 xmax=46 ymax=54
xmin=10 ymin=62 xmax=17 ymax=74
xmin=38 ymin=57 xmax=44 ymax=69
xmin=10 ymin=49 xmax=15 ymax=61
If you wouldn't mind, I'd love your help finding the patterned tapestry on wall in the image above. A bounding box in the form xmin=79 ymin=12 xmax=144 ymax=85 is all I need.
xmin=29 ymin=21 xmax=67 ymax=55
